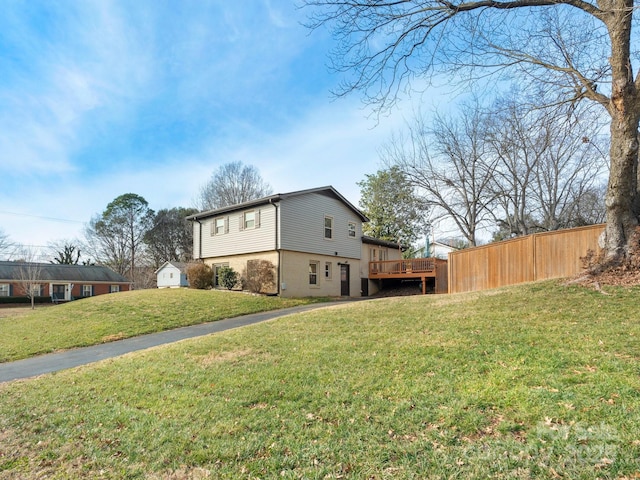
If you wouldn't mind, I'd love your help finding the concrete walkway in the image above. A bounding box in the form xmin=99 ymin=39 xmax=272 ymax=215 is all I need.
xmin=0 ymin=301 xmax=354 ymax=383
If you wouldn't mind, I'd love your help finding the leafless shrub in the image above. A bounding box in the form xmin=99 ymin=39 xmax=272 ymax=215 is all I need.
xmin=187 ymin=263 xmax=212 ymax=290
xmin=242 ymin=260 xmax=276 ymax=294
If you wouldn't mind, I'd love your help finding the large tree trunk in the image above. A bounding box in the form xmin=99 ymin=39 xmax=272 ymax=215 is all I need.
xmin=602 ymin=2 xmax=640 ymax=262
xmin=604 ymin=111 xmax=640 ymax=260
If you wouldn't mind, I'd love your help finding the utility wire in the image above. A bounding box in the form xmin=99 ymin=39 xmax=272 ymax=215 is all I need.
xmin=0 ymin=210 xmax=84 ymax=224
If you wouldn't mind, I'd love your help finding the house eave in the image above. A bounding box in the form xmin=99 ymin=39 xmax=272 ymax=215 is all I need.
xmin=362 ymin=236 xmax=407 ymax=251
xmin=186 ymin=186 xmax=369 ymax=223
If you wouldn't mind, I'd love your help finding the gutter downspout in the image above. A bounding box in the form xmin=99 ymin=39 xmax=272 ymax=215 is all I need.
xmin=269 ymin=199 xmax=281 ymax=296
xmin=194 ymin=219 xmax=203 ymax=260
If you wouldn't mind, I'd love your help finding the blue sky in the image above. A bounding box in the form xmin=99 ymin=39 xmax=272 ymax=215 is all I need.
xmin=1 ymin=0 xmax=433 ymax=249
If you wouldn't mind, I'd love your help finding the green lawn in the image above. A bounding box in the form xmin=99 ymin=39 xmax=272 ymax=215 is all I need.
xmin=0 ymin=288 xmax=323 ymax=362
xmin=1 ymin=281 xmax=640 ymax=478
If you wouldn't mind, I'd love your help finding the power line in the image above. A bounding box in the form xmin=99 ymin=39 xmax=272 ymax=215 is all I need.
xmin=0 ymin=210 xmax=84 ymax=224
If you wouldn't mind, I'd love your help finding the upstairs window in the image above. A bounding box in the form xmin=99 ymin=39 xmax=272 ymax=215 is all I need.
xmin=240 ymin=210 xmax=260 ymax=230
xmin=245 ymin=211 xmax=255 ymax=229
xmin=348 ymin=222 xmax=356 ymax=237
xmin=324 ymin=216 xmax=333 ymax=239
xmin=211 ymin=216 xmax=229 ymax=236
xmin=215 ymin=218 xmax=226 ymax=235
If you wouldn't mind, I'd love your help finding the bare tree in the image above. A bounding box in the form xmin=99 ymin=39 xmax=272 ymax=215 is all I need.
xmin=305 ymin=0 xmax=640 ymax=262
xmin=530 ymin=113 xmax=608 ymax=231
xmin=49 ymin=242 xmax=82 ymax=265
xmin=387 ymin=94 xmax=607 ymax=243
xmin=0 ymin=229 xmax=12 ymax=260
xmin=16 ymin=248 xmax=43 ymax=310
xmin=565 ymin=183 xmax=607 ymax=227
xmin=197 ymin=162 xmax=273 ymax=211
xmin=383 ymin=103 xmax=497 ymax=246
xmin=485 ymin=98 xmax=545 ymax=237
xmin=486 ymin=95 xmax=608 ymax=236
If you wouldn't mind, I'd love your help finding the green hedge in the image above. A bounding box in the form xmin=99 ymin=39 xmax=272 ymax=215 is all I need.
xmin=0 ymin=296 xmax=52 ymax=305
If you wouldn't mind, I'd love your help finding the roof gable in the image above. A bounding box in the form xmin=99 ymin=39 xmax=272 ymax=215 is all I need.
xmin=187 ymin=186 xmax=368 ymax=222
xmin=155 ymin=261 xmax=189 ymax=274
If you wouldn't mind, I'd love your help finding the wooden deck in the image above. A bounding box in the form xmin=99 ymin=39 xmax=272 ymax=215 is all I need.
xmin=369 ymin=258 xmax=448 ymax=294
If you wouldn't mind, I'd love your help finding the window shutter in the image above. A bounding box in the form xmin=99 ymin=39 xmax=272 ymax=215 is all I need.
xmin=9 ymin=284 xmax=13 ymax=296
xmin=210 ymin=221 xmax=215 ymax=236
xmin=225 ymin=216 xmax=229 ymax=234
xmin=256 ymin=210 xmax=261 ymax=228
xmin=239 ymin=214 xmax=244 ymax=231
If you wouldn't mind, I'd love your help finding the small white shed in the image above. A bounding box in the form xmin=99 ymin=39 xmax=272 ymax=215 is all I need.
xmin=431 ymin=240 xmax=459 ymax=260
xmin=156 ymin=262 xmax=190 ymax=288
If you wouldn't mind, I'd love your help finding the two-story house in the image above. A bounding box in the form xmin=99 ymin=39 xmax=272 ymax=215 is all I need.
xmin=187 ymin=186 xmax=384 ymax=297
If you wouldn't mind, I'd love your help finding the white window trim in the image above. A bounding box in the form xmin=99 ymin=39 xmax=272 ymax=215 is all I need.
xmin=83 ymin=285 xmax=93 ymax=297
xmin=211 ymin=216 xmax=229 ymax=236
xmin=110 ymin=285 xmax=120 ymax=293
xmin=325 ymin=262 xmax=332 ymax=280
xmin=213 ymin=263 xmax=230 ymax=288
xmin=348 ymin=221 xmax=357 ymax=238
xmin=309 ymin=261 xmax=320 ymax=287
xmin=0 ymin=283 xmax=10 ymax=297
xmin=324 ymin=216 xmax=333 ymax=240
xmin=240 ymin=210 xmax=260 ymax=231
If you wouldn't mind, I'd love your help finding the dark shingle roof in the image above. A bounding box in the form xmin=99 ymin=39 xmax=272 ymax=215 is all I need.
xmin=0 ymin=262 xmax=130 ymax=283
xmin=362 ymin=236 xmax=407 ymax=251
xmin=155 ymin=261 xmax=190 ymax=274
xmin=186 ymin=186 xmax=369 ymax=222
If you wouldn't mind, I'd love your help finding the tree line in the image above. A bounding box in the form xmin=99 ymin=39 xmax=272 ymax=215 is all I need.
xmin=81 ymin=162 xmax=273 ymax=288
xmin=357 ymin=94 xmax=607 ymax=252
xmin=0 ymin=162 xmax=273 ymax=289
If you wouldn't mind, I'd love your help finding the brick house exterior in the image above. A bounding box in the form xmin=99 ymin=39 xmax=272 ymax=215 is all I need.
xmin=0 ymin=262 xmax=132 ymax=301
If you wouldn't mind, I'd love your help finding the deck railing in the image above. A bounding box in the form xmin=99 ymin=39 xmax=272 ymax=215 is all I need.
xmin=369 ymin=258 xmax=436 ymax=276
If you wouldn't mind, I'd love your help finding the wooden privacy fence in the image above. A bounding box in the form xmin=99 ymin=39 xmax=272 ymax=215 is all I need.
xmin=448 ymin=224 xmax=605 ymax=294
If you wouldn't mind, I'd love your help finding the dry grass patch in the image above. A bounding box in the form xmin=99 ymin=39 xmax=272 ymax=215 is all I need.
xmin=190 ymin=348 xmax=264 ymax=367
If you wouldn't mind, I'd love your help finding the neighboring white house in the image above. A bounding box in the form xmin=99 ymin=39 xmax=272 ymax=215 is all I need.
xmin=430 ymin=240 xmax=460 ymax=260
xmin=155 ymin=261 xmax=190 ymax=288
xmin=187 ymin=186 xmax=404 ymax=298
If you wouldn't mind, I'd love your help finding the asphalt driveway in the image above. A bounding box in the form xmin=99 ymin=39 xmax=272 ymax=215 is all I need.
xmin=0 ymin=301 xmax=354 ymax=383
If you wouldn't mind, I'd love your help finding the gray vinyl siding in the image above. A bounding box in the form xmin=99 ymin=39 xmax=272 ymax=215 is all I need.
xmin=279 ymin=192 xmax=362 ymax=259
xmin=198 ymin=205 xmax=277 ymax=258
xmin=192 ymin=222 xmax=201 ymax=259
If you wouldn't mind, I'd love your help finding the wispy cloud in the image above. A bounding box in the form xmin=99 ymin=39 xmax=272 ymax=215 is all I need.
xmin=0 ymin=0 xmax=415 ymax=247
xmin=0 ymin=1 xmax=158 ymax=176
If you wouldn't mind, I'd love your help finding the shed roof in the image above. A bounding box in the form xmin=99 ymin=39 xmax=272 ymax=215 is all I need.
xmin=155 ymin=261 xmax=190 ymax=274
xmin=0 ymin=262 xmax=130 ymax=283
